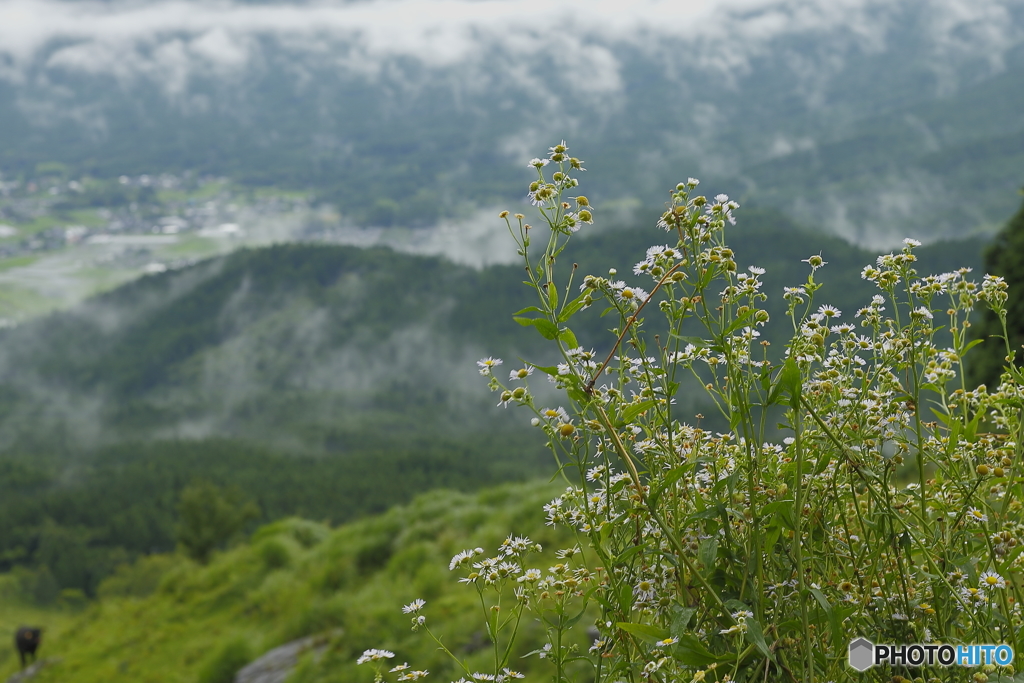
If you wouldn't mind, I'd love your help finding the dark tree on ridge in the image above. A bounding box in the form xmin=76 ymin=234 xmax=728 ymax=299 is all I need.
xmin=971 ymin=190 xmax=1024 ymax=388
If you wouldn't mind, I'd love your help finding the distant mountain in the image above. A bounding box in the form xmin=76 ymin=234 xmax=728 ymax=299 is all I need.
xmin=0 ymin=0 xmax=1021 ymax=244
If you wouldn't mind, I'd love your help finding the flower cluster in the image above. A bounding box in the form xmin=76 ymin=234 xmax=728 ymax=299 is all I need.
xmin=361 ymin=142 xmax=1022 ymax=683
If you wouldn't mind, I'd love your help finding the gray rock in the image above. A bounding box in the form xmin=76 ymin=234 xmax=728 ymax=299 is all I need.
xmin=5 ymin=658 xmax=60 ymax=683
xmin=234 ymin=631 xmax=341 ymax=683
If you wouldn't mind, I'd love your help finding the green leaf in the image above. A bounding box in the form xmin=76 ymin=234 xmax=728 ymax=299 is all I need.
xmin=669 ymin=604 xmax=695 ymax=636
xmin=761 ymin=500 xmax=797 ymax=530
xmin=767 ymin=357 xmax=802 ymax=407
xmin=809 ymin=588 xmax=844 ymax=654
xmin=671 ymin=635 xmax=731 ymax=667
xmin=562 ymin=605 xmax=588 ymax=630
xmin=614 ymin=544 xmax=645 ymax=566
xmin=744 ymin=617 xmax=775 ymax=662
xmin=723 ymin=309 xmax=754 ymax=335
xmin=669 ymin=335 xmax=710 ymax=347
xmin=617 ymin=584 xmax=632 ymax=612
xmin=649 ymin=465 xmax=689 ymax=508
xmin=698 ymin=538 xmax=718 ymax=571
xmin=512 ymin=316 xmax=559 ymax=340
xmin=620 ymin=399 xmax=657 ymax=425
xmin=813 ymin=450 xmax=832 ymax=475
xmin=511 ymin=306 xmax=545 ymax=316
xmin=617 ymin=622 xmax=669 ymax=644
xmin=965 ymin=409 xmax=984 ymax=442
xmin=547 ymin=282 xmax=558 ymax=309
xmin=962 ymin=338 xmax=985 ymax=354
xmin=567 ymin=387 xmax=588 ymax=404
xmin=558 ymin=290 xmax=592 ymax=323
xmin=530 ymin=364 xmax=559 ymax=377
xmin=558 ymin=327 xmax=579 ymax=349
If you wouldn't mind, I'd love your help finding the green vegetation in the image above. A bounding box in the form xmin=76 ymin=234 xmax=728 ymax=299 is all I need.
xmin=0 ymin=480 xmax=569 ymax=683
xmin=175 ymin=481 xmax=261 ymax=564
xmin=362 ymin=145 xmax=1022 ymax=681
xmin=972 ymin=192 xmax=1024 ymax=386
xmin=0 ymin=435 xmax=548 ymax=596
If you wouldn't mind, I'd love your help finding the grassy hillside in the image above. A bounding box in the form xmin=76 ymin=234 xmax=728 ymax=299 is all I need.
xmin=1 ymin=480 xmax=574 ymax=683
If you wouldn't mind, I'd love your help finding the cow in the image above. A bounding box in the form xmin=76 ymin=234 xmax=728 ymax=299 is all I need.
xmin=14 ymin=627 xmax=42 ymax=668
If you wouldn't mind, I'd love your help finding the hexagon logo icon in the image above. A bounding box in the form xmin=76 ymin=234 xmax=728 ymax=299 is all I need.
xmin=848 ymin=637 xmax=875 ymax=671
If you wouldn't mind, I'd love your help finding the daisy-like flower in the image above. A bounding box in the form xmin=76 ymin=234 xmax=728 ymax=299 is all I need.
xmin=903 ymin=238 xmax=922 ymax=247
xmin=960 ymin=586 xmax=989 ymax=607
xmin=477 ymin=357 xmax=502 ymax=376
xmin=634 ymin=578 xmax=656 ymax=602
xmin=613 ymin=283 xmax=648 ymax=307
xmin=980 ymin=571 xmax=1006 ymax=590
xmin=656 ymin=637 xmax=679 ymax=647
xmin=450 ymin=549 xmax=477 ymax=571
xmin=499 ymin=535 xmax=534 ymax=557
xmin=528 ymin=158 xmax=550 ymax=168
xmin=817 ymin=304 xmax=841 ymax=318
xmin=397 ymin=670 xmax=429 ymax=681
xmin=783 ymin=286 xmax=806 ymax=302
xmin=509 ymin=367 xmax=534 ymax=381
xmin=391 ymin=663 xmax=410 ymax=673
xmin=967 ymin=507 xmax=989 ymax=523
xmin=403 ymin=599 xmax=426 ymax=614
xmin=748 ymin=266 xmax=765 ymax=275
xmin=518 ymin=568 xmax=542 ymax=583
xmin=539 ymin=406 xmax=571 ymax=423
xmin=803 ymin=253 xmax=827 ymax=270
xmin=357 ymin=649 xmax=396 ymax=664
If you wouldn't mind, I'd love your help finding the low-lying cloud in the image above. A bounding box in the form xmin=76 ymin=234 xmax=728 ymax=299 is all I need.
xmin=2 ymin=0 xmax=1020 ymax=96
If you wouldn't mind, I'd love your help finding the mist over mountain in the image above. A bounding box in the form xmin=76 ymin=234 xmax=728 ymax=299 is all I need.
xmin=0 ymin=208 xmax=986 ymax=457
xmin=1 ymin=0 xmax=1022 ymax=246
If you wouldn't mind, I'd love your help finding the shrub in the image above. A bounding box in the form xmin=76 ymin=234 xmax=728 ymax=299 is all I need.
xmin=197 ymin=636 xmax=253 ymax=683
xmin=258 ymin=539 xmax=292 ymax=570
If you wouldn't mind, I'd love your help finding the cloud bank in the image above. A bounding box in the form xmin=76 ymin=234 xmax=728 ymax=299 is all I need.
xmin=1 ymin=0 xmax=1020 ymax=95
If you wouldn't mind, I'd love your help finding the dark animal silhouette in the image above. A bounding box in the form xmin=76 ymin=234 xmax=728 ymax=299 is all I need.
xmin=14 ymin=627 xmax=41 ymax=668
